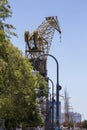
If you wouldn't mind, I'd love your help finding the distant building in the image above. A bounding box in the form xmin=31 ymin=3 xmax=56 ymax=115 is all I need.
xmin=61 ymin=112 xmax=82 ymax=123
xmin=69 ymin=112 xmax=82 ymax=123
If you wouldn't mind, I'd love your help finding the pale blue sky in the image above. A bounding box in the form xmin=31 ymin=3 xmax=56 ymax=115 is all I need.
xmin=8 ymin=0 xmax=87 ymax=120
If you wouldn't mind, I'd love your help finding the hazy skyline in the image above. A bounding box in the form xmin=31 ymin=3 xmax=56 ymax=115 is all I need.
xmin=8 ymin=0 xmax=87 ymax=120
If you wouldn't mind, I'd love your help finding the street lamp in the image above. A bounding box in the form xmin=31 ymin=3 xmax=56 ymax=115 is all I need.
xmin=35 ymin=76 xmax=55 ymax=130
xmin=35 ymin=87 xmax=51 ymax=130
xmin=34 ymin=53 xmax=62 ymax=129
xmin=47 ymin=77 xmax=54 ymax=130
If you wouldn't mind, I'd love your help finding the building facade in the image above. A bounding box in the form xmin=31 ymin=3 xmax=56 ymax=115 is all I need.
xmin=61 ymin=112 xmax=82 ymax=123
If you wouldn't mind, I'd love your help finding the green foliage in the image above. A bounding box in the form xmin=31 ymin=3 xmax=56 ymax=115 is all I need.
xmin=82 ymin=120 xmax=87 ymax=128
xmin=0 ymin=1 xmax=45 ymax=128
xmin=34 ymin=74 xmax=49 ymax=97
xmin=0 ymin=0 xmax=12 ymax=19
xmin=0 ymin=0 xmax=17 ymax=41
xmin=37 ymin=76 xmax=50 ymax=91
xmin=0 ymin=30 xmax=5 ymax=41
xmin=0 ymin=41 xmax=43 ymax=128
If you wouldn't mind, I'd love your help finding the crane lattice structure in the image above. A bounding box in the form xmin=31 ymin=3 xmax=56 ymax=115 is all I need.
xmin=24 ymin=16 xmax=61 ymax=77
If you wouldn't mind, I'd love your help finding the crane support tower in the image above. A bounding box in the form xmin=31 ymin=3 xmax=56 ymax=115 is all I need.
xmin=24 ymin=16 xmax=61 ymax=77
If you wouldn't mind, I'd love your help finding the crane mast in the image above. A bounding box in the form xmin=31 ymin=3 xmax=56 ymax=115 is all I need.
xmin=24 ymin=16 xmax=61 ymax=77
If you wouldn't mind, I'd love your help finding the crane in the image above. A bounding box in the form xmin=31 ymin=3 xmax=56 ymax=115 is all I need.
xmin=24 ymin=16 xmax=61 ymax=77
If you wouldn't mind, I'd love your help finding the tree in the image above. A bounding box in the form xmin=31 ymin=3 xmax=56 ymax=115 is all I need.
xmin=0 ymin=0 xmax=17 ymax=41
xmin=82 ymin=120 xmax=87 ymax=129
xmin=0 ymin=41 xmax=44 ymax=129
xmin=0 ymin=0 xmax=47 ymax=128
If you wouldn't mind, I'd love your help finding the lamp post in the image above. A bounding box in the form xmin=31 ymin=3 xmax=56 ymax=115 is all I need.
xmin=34 ymin=54 xmax=62 ymax=129
xmin=35 ymin=87 xmax=51 ymax=130
xmin=35 ymin=76 xmax=55 ymax=130
xmin=47 ymin=77 xmax=54 ymax=130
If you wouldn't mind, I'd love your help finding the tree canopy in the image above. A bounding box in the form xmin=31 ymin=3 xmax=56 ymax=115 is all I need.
xmin=0 ymin=41 xmax=48 ymax=128
xmin=0 ymin=41 xmax=40 ymax=128
xmin=0 ymin=0 xmax=48 ymax=129
xmin=0 ymin=0 xmax=17 ymax=42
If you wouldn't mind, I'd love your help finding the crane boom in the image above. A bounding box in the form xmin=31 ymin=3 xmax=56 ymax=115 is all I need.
xmin=24 ymin=16 xmax=61 ymax=58
xmin=24 ymin=16 xmax=61 ymax=76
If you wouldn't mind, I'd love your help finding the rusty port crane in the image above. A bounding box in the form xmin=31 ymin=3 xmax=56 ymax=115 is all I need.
xmin=24 ymin=16 xmax=61 ymax=77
